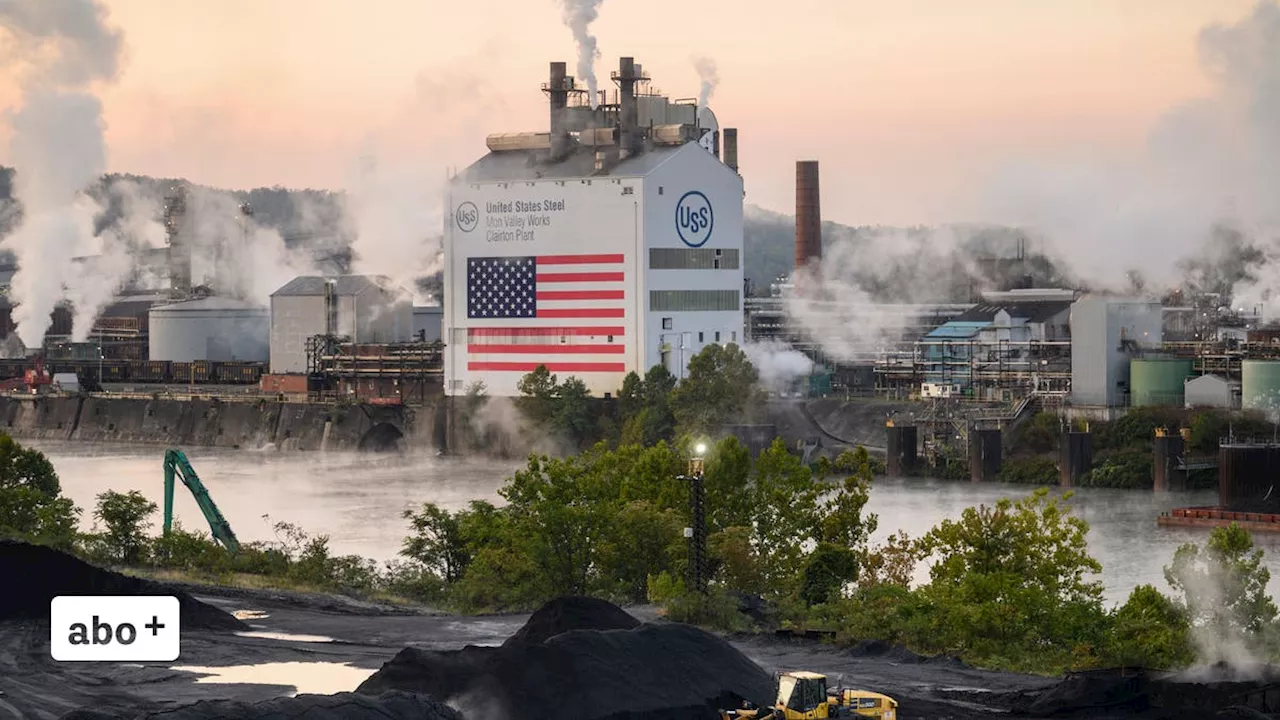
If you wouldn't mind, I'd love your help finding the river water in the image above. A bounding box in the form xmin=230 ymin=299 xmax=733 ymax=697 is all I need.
xmin=28 ymin=441 xmax=1280 ymax=607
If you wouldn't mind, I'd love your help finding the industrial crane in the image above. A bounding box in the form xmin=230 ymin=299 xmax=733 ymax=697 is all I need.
xmin=163 ymin=448 xmax=240 ymax=553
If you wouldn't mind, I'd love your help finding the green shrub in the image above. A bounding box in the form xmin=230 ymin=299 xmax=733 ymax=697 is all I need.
xmin=1082 ymin=449 xmax=1151 ymax=489
xmin=998 ymin=457 xmax=1058 ymax=485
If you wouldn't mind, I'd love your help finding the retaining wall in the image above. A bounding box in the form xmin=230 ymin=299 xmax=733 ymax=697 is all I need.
xmin=0 ymin=395 xmax=440 ymax=453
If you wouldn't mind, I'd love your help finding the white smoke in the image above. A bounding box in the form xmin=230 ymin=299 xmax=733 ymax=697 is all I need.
xmin=693 ymin=56 xmax=720 ymax=110
xmin=178 ymin=186 xmax=316 ymax=305
xmin=343 ymin=64 xmax=506 ymax=301
xmin=977 ymin=0 xmax=1280 ymax=305
xmin=0 ymin=0 xmax=124 ymax=347
xmin=558 ymin=0 xmax=605 ymax=108
xmin=744 ymin=339 xmax=814 ymax=391
xmin=782 ymin=221 xmax=991 ymax=362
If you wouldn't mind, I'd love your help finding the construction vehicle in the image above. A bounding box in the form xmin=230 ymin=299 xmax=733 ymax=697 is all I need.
xmin=163 ymin=448 xmax=240 ymax=553
xmin=721 ymin=672 xmax=898 ymax=720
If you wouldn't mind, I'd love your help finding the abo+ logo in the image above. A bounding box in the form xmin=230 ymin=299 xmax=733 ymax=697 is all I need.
xmin=455 ymin=202 xmax=479 ymax=233
xmin=675 ymin=191 xmax=713 ymax=248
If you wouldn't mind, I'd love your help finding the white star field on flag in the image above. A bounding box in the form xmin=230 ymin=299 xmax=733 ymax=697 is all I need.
xmin=467 ymin=256 xmax=537 ymax=318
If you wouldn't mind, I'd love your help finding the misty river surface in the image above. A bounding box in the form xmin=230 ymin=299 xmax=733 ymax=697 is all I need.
xmin=29 ymin=440 xmax=1280 ymax=608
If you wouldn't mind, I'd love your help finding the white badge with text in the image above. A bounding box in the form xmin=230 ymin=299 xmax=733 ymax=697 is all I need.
xmin=50 ymin=596 xmax=180 ymax=662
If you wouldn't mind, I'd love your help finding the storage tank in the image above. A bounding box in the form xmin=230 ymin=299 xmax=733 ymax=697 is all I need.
xmin=1242 ymin=360 xmax=1280 ymax=412
xmin=149 ymin=297 xmax=269 ymax=363
xmin=1130 ymin=358 xmax=1194 ymax=407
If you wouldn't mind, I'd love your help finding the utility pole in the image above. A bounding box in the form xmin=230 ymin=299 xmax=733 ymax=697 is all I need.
xmin=682 ymin=443 xmax=708 ymax=595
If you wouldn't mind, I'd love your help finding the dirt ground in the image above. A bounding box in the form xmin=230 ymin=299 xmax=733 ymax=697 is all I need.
xmin=0 ymin=583 xmax=1058 ymax=720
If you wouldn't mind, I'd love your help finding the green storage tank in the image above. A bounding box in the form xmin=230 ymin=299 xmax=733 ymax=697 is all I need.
xmin=1242 ymin=360 xmax=1280 ymax=411
xmin=808 ymin=372 xmax=832 ymax=397
xmin=1130 ymin=358 xmax=1194 ymax=407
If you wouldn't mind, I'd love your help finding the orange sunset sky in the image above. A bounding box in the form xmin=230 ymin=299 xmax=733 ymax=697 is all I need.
xmin=0 ymin=0 xmax=1264 ymax=226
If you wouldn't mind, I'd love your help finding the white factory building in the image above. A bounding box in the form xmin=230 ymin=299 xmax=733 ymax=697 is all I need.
xmin=268 ymin=275 xmax=413 ymax=374
xmin=443 ymin=56 xmax=745 ymax=397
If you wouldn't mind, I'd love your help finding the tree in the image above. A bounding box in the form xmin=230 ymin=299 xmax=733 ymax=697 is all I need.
xmin=94 ymin=490 xmax=158 ymax=564
xmin=618 ymin=365 xmax=678 ymax=446
xmin=819 ymin=446 xmax=879 ymax=550
xmin=554 ymin=377 xmax=595 ymax=447
xmin=516 ymin=365 xmax=558 ymax=424
xmin=1107 ymin=584 xmax=1194 ymax=669
xmin=0 ymin=434 xmax=78 ymax=547
xmin=913 ymin=489 xmax=1106 ymax=665
xmin=401 ymin=502 xmax=470 ymax=583
xmin=1165 ymin=523 xmax=1278 ymax=637
xmin=670 ymin=344 xmax=761 ymax=436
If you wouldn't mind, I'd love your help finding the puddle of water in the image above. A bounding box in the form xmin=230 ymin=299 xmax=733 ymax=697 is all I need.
xmin=233 ymin=610 xmax=269 ymax=620
xmin=171 ymin=661 xmax=373 ymax=695
xmin=235 ymin=630 xmax=336 ymax=643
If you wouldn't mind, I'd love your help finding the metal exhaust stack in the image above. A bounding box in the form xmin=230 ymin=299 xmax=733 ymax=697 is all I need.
xmin=617 ymin=56 xmax=641 ymax=156
xmin=723 ymin=128 xmax=738 ymax=171
xmin=795 ymin=160 xmax=822 ymax=277
xmin=546 ymin=61 xmax=570 ymax=160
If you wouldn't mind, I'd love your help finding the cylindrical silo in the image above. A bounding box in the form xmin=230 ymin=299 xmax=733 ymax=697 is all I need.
xmin=1242 ymin=360 xmax=1280 ymax=412
xmin=149 ymin=297 xmax=269 ymax=363
xmin=1130 ymin=358 xmax=1194 ymax=407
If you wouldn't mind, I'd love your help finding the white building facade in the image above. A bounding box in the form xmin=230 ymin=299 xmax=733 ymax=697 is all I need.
xmin=443 ymin=143 xmax=744 ymax=397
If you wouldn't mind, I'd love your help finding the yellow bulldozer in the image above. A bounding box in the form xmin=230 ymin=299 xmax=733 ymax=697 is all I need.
xmin=721 ymin=671 xmax=898 ymax=720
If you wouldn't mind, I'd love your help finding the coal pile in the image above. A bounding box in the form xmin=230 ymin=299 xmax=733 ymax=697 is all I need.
xmin=1006 ymin=666 xmax=1280 ymax=719
xmin=503 ymin=595 xmax=639 ymax=647
xmin=0 ymin=540 xmax=246 ymax=631
xmin=58 ymin=691 xmax=463 ymax=720
xmin=358 ymin=596 xmax=776 ymax=720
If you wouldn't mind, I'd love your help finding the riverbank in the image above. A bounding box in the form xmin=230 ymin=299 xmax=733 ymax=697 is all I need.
xmin=0 ymin=394 xmax=442 ymax=452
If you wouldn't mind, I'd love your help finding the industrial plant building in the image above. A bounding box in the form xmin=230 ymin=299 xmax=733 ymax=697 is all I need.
xmin=441 ymin=56 xmax=744 ymax=398
xmin=268 ymin=275 xmax=413 ymax=375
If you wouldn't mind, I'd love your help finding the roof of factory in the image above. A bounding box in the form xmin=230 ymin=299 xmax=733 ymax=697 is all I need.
xmin=271 ymin=275 xmax=405 ymax=298
xmin=924 ymin=321 xmax=991 ymax=339
xmin=150 ymin=296 xmax=267 ymax=313
xmin=952 ymin=300 xmax=1073 ymax=325
xmin=101 ymin=292 xmax=175 ymax=318
xmin=454 ymin=143 xmax=689 ymax=183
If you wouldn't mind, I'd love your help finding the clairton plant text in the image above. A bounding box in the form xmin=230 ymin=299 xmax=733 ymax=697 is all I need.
xmin=484 ymin=197 xmax=567 ymax=242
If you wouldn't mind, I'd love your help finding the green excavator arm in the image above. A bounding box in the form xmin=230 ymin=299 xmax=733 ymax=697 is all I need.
xmin=163 ymin=448 xmax=240 ymax=553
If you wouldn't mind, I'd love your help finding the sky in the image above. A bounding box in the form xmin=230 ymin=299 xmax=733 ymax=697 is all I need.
xmin=0 ymin=0 xmax=1263 ymax=227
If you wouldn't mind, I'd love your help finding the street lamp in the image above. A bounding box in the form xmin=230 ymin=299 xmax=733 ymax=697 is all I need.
xmin=681 ymin=441 xmax=709 ymax=595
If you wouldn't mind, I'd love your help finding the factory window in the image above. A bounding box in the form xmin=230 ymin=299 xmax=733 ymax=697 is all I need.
xmin=698 ymin=332 xmax=704 ymax=343
xmin=650 ymin=290 xmax=740 ymax=313
xmin=715 ymin=331 xmax=721 ymax=342
xmin=608 ymin=335 xmax=614 ymax=343
xmin=662 ymin=317 xmax=673 ymax=330
xmin=649 ymin=248 xmax=740 ymax=270
xmin=658 ymin=186 xmax=664 ymax=195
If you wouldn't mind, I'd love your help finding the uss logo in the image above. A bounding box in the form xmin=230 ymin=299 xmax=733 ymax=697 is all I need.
xmin=675 ymin=191 xmax=713 ymax=248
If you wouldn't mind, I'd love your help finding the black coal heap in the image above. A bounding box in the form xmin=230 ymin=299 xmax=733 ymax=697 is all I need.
xmin=0 ymin=539 xmax=246 ymax=631
xmin=357 ymin=596 xmax=775 ymax=720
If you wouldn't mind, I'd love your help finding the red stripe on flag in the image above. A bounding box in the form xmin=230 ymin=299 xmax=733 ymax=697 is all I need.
xmin=537 ymin=272 xmax=624 ymax=283
xmin=468 ymin=361 xmax=626 ymax=373
xmin=536 ymin=254 xmax=624 ymax=265
xmin=537 ymin=308 xmax=625 ymax=318
xmin=468 ymin=327 xmax=625 ymax=337
xmin=466 ymin=344 xmax=625 ymax=354
xmin=535 ymin=290 xmax=624 ymax=301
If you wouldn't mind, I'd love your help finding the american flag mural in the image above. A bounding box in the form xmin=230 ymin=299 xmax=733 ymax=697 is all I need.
xmin=465 ymin=253 xmax=626 ymax=373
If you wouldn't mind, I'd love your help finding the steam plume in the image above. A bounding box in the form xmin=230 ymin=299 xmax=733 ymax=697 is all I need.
xmin=977 ymin=0 xmax=1280 ymax=308
xmin=693 ymin=56 xmax=720 ymax=109
xmin=744 ymin=339 xmax=814 ymax=391
xmin=558 ymin=0 xmax=605 ymax=108
xmin=0 ymin=0 xmax=123 ymax=347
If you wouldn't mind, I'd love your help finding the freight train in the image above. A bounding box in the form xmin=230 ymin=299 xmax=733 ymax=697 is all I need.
xmin=0 ymin=358 xmax=265 ymax=385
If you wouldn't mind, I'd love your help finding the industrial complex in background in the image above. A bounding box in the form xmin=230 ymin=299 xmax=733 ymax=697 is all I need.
xmin=0 ymin=53 xmax=1278 ymax=440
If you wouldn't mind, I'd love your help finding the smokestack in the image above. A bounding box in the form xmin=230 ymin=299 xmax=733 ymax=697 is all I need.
xmin=712 ymin=130 xmax=720 ymax=160
xmin=617 ymin=57 xmax=641 ymax=155
xmin=795 ymin=160 xmax=822 ymax=274
xmin=546 ymin=61 xmax=570 ymax=159
xmin=723 ymin=128 xmax=738 ymax=172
